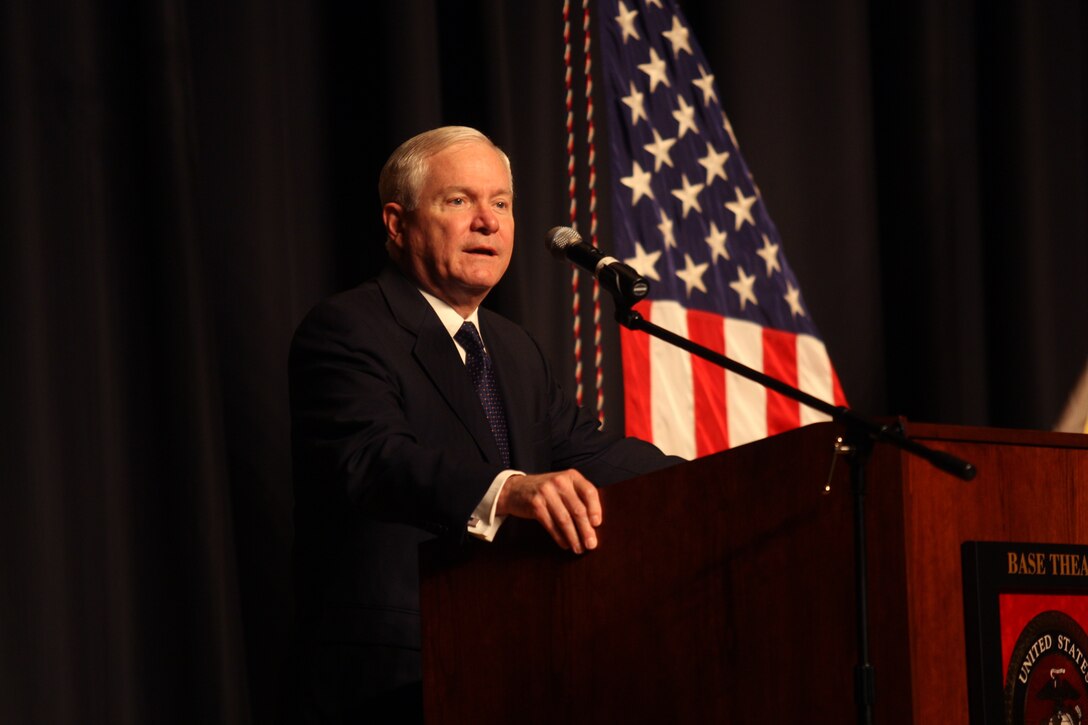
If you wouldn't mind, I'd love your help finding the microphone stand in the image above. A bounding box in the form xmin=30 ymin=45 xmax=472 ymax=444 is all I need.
xmin=609 ymin=294 xmax=975 ymax=725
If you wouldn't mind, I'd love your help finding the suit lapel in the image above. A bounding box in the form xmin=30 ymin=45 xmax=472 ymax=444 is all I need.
xmin=378 ymin=266 xmax=504 ymax=466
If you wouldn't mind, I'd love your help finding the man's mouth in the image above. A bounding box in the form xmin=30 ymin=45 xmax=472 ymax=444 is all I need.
xmin=465 ymin=245 xmax=498 ymax=256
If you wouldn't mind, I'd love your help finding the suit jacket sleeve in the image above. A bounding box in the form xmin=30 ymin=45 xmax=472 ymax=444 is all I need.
xmin=289 ymin=282 xmax=505 ymax=537
xmin=481 ymin=308 xmax=684 ymax=487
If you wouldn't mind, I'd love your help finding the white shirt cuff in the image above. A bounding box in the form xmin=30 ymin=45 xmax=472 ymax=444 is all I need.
xmin=467 ymin=469 xmax=523 ymax=541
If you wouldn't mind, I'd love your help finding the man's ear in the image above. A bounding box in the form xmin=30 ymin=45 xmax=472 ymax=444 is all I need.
xmin=382 ymin=202 xmax=407 ymax=250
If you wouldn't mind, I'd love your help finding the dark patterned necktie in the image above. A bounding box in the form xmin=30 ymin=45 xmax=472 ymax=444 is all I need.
xmin=455 ymin=321 xmax=511 ymax=467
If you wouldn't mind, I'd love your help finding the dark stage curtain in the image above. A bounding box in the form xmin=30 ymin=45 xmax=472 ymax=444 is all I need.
xmin=2 ymin=1 xmax=1085 ymax=722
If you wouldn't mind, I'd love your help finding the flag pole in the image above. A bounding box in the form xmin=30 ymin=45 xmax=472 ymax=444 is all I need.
xmin=613 ymin=298 xmax=974 ymax=725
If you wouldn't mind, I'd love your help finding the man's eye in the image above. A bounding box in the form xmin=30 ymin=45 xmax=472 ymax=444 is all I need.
xmin=449 ymin=197 xmax=465 ymax=206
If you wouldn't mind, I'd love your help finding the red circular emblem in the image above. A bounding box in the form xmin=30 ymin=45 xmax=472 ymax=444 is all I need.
xmin=1005 ymin=610 xmax=1088 ymax=724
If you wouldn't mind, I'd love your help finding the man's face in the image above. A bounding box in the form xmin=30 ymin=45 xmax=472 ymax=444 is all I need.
xmin=385 ymin=140 xmax=514 ymax=315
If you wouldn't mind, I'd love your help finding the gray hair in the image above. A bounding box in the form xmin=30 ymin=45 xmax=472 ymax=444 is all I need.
xmin=378 ymin=126 xmax=513 ymax=211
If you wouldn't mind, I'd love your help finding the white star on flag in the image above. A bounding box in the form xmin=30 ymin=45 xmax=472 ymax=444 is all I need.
xmin=662 ymin=15 xmax=692 ymax=57
xmin=676 ymin=253 xmax=709 ymax=296
xmin=615 ymin=1 xmax=640 ymax=43
xmin=643 ymin=128 xmax=678 ymax=171
xmin=621 ymin=82 xmax=648 ymax=125
xmin=625 ymin=241 xmax=663 ymax=282
xmin=784 ymin=282 xmax=806 ymax=318
xmin=692 ymin=64 xmax=717 ymax=106
xmin=729 ymin=265 xmax=758 ymax=310
xmin=724 ymin=187 xmax=757 ymax=230
xmin=620 ymin=160 xmax=655 ymax=205
xmin=672 ymin=95 xmax=699 ymax=138
xmin=656 ymin=208 xmax=676 ymax=248
xmin=697 ymin=141 xmax=729 ymax=185
xmin=637 ymin=47 xmax=670 ymax=92
xmin=670 ymin=174 xmax=705 ymax=218
xmin=756 ymin=234 xmax=782 ymax=276
xmin=704 ymin=221 xmax=729 ymax=263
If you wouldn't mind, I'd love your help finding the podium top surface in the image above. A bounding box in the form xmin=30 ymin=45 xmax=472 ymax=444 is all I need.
xmin=897 ymin=419 xmax=1087 ymax=448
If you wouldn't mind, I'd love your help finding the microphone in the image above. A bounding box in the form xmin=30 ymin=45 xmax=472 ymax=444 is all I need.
xmin=544 ymin=226 xmax=650 ymax=304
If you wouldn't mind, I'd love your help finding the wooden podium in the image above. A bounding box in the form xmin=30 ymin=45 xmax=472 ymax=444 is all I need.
xmin=419 ymin=421 xmax=1088 ymax=723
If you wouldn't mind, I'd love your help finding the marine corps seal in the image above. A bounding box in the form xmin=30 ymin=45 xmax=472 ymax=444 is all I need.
xmin=1005 ymin=610 xmax=1088 ymax=724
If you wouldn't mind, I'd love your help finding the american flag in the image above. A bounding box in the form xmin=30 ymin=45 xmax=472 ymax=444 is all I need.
xmin=598 ymin=0 xmax=847 ymax=458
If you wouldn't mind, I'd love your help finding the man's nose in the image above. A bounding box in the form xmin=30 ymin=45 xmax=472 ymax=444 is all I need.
xmin=473 ymin=207 xmax=500 ymax=234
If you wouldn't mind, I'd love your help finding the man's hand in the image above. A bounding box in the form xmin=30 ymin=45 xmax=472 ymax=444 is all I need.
xmin=497 ymin=470 xmax=602 ymax=554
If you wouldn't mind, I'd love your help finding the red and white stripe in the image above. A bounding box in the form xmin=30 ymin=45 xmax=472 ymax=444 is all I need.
xmin=621 ymin=300 xmax=847 ymax=459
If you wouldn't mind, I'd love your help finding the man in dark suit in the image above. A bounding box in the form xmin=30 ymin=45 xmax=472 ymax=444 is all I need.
xmin=288 ymin=126 xmax=680 ymax=723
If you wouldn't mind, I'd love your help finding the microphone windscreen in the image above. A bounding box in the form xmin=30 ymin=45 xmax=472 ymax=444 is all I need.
xmin=544 ymin=226 xmax=582 ymax=257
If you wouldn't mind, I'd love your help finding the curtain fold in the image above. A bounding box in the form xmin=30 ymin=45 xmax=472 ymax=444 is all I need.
xmin=1 ymin=1 xmax=1084 ymax=722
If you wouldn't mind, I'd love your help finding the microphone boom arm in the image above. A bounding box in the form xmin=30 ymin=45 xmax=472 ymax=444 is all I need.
xmin=614 ymin=304 xmax=975 ymax=481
